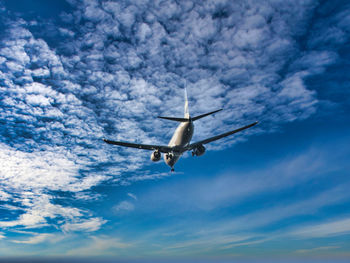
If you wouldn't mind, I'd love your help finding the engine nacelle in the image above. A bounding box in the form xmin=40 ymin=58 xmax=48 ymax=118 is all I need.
xmin=150 ymin=150 xmax=161 ymax=162
xmin=192 ymin=144 xmax=206 ymax=157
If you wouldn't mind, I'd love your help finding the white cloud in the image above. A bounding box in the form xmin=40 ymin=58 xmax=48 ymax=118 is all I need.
xmin=291 ymin=217 xmax=350 ymax=238
xmin=122 ymin=138 xmax=350 ymax=254
xmin=12 ymin=233 xmax=56 ymax=244
xmin=219 ymin=185 xmax=350 ymax=233
xmin=295 ymin=246 xmax=340 ymax=254
xmin=0 ymin=190 xmax=11 ymax=201
xmin=63 ymin=0 xmax=328 ymax=145
xmin=127 ymin=193 xmax=137 ymax=200
xmin=166 ymin=234 xmax=255 ymax=251
xmin=62 ymin=217 xmax=107 ymax=232
xmin=67 ymin=235 xmax=132 ymax=256
xmin=0 ymin=193 xmax=83 ymax=229
xmin=114 ymin=201 xmax=134 ymax=213
xmin=139 ymin=141 xmax=349 ymax=212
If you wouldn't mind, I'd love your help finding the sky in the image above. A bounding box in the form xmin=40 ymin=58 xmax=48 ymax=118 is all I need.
xmin=0 ymin=0 xmax=349 ymax=262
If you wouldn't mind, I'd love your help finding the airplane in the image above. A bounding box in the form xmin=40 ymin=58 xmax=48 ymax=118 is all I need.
xmin=103 ymin=89 xmax=258 ymax=172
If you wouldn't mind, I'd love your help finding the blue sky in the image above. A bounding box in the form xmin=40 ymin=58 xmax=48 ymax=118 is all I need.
xmin=0 ymin=0 xmax=349 ymax=262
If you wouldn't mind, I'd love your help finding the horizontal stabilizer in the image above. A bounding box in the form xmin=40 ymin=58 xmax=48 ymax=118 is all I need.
xmin=157 ymin=116 xmax=189 ymax=122
xmin=158 ymin=109 xmax=222 ymax=122
xmin=191 ymin=109 xmax=223 ymax=121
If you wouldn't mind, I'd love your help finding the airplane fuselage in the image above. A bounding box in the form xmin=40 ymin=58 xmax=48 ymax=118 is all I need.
xmin=164 ymin=120 xmax=194 ymax=169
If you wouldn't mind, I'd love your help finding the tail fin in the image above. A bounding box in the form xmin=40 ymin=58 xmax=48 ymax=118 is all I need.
xmin=184 ymin=87 xmax=190 ymax=119
xmin=157 ymin=87 xmax=191 ymax=122
xmin=185 ymin=88 xmax=223 ymax=121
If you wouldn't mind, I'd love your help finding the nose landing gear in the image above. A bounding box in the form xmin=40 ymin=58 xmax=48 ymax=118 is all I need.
xmin=165 ymin=153 xmax=173 ymax=160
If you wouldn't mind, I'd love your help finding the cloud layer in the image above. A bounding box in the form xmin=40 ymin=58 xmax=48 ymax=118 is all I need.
xmin=0 ymin=0 xmax=349 ymax=258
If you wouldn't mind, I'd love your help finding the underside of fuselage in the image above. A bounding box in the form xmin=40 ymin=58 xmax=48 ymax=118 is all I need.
xmin=164 ymin=121 xmax=194 ymax=170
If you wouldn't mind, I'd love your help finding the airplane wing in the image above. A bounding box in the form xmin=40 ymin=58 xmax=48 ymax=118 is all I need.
xmin=186 ymin=121 xmax=258 ymax=150
xmin=103 ymin=139 xmax=172 ymax=153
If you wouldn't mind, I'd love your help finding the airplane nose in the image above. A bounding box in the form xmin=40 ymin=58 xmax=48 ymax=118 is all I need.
xmin=165 ymin=157 xmax=175 ymax=167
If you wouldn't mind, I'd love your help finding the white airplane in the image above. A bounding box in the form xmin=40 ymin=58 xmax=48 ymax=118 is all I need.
xmin=103 ymin=90 xmax=258 ymax=171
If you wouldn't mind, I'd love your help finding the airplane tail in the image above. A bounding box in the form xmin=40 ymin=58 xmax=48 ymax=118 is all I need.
xmin=158 ymin=87 xmax=222 ymax=122
xmin=157 ymin=88 xmax=222 ymax=122
xmin=157 ymin=88 xmax=190 ymax=122
xmin=184 ymin=87 xmax=190 ymax=119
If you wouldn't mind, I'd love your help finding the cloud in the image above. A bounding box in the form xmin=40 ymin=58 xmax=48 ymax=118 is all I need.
xmin=12 ymin=233 xmax=56 ymax=245
xmin=291 ymin=217 xmax=350 ymax=238
xmin=60 ymin=0 xmax=336 ymax=147
xmin=116 ymin=138 xmax=350 ymax=255
xmin=127 ymin=193 xmax=137 ymax=200
xmin=138 ymin=139 xmax=350 ymax=213
xmin=0 ymin=193 xmax=84 ymax=229
xmin=120 ymin=185 xmax=350 ymax=256
xmin=114 ymin=201 xmax=134 ymax=213
xmin=295 ymin=246 xmax=340 ymax=254
xmin=165 ymin=233 xmax=261 ymax=251
xmin=62 ymin=217 xmax=107 ymax=233
xmin=67 ymin=235 xmax=132 ymax=256
xmin=217 ymin=184 xmax=350 ymax=234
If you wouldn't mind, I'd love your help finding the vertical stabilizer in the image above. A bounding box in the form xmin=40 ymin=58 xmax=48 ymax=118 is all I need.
xmin=184 ymin=87 xmax=190 ymax=119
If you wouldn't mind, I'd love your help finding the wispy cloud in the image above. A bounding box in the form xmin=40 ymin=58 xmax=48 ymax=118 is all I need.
xmin=291 ymin=217 xmax=350 ymax=238
xmin=295 ymin=246 xmax=340 ymax=254
xmin=67 ymin=235 xmax=132 ymax=256
xmin=118 ymin=138 xmax=350 ymax=255
xmin=62 ymin=217 xmax=107 ymax=233
xmin=138 ymin=140 xmax=350 ymax=213
xmin=12 ymin=233 xmax=57 ymax=245
xmin=127 ymin=193 xmax=137 ymax=200
xmin=114 ymin=201 xmax=134 ymax=214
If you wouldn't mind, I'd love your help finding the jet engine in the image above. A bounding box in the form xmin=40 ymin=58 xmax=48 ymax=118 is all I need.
xmin=150 ymin=150 xmax=161 ymax=162
xmin=192 ymin=144 xmax=206 ymax=156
